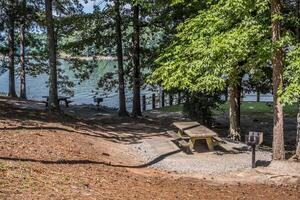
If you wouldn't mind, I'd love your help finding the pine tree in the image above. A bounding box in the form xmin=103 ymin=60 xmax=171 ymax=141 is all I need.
xmin=19 ymin=0 xmax=27 ymax=99
xmin=115 ymin=0 xmax=127 ymax=116
xmin=7 ymin=0 xmax=17 ymax=97
xmin=131 ymin=2 xmax=142 ymax=117
xmin=45 ymin=0 xmax=59 ymax=112
xmin=296 ymin=0 xmax=300 ymax=158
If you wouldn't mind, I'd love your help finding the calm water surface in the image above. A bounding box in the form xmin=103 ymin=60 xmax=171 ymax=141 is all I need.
xmin=0 ymin=60 xmax=273 ymax=109
xmin=0 ymin=60 xmax=155 ymax=109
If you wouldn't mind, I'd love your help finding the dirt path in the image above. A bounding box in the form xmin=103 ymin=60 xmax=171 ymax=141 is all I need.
xmin=0 ymin=98 xmax=299 ymax=199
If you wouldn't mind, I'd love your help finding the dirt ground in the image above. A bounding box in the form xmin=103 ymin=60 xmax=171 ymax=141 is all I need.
xmin=0 ymin=97 xmax=299 ymax=199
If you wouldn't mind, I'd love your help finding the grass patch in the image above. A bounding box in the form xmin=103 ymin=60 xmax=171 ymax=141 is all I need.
xmin=216 ymin=102 xmax=298 ymax=115
xmin=154 ymin=102 xmax=298 ymax=116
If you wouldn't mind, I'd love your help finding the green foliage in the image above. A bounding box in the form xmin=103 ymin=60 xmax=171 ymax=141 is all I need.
xmin=157 ymin=104 xmax=183 ymax=112
xmin=281 ymin=45 xmax=300 ymax=104
xmin=184 ymin=92 xmax=222 ymax=125
xmin=244 ymin=65 xmax=272 ymax=94
xmin=149 ymin=0 xmax=272 ymax=94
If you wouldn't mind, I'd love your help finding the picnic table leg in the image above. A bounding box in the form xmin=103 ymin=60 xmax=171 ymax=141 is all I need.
xmin=189 ymin=138 xmax=196 ymax=151
xmin=178 ymin=130 xmax=183 ymax=137
xmin=206 ymin=138 xmax=214 ymax=151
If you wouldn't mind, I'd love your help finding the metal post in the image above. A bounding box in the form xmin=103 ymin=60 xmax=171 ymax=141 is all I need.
xmin=178 ymin=92 xmax=181 ymax=104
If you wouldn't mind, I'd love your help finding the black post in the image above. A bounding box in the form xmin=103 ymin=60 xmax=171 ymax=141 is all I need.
xmin=252 ymin=144 xmax=256 ymax=168
xmin=152 ymin=94 xmax=156 ymax=110
xmin=161 ymin=90 xmax=165 ymax=107
xmin=142 ymin=95 xmax=146 ymax=111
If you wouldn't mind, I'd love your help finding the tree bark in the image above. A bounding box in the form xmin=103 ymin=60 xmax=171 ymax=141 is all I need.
xmin=229 ymin=81 xmax=241 ymax=141
xmin=45 ymin=0 xmax=59 ymax=112
xmin=131 ymin=3 xmax=142 ymax=117
xmin=115 ymin=0 xmax=127 ymax=116
xmin=271 ymin=0 xmax=285 ymax=160
xmin=8 ymin=0 xmax=17 ymax=98
xmin=296 ymin=99 xmax=300 ymax=157
xmin=19 ymin=0 xmax=27 ymax=99
xmin=256 ymin=88 xmax=260 ymax=102
xmin=295 ymin=0 xmax=300 ymax=158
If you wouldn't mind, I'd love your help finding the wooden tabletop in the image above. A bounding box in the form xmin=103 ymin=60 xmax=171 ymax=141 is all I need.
xmin=173 ymin=121 xmax=201 ymax=131
xmin=184 ymin=125 xmax=217 ymax=138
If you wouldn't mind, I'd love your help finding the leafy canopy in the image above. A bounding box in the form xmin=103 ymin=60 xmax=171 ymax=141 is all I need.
xmin=149 ymin=0 xmax=271 ymax=94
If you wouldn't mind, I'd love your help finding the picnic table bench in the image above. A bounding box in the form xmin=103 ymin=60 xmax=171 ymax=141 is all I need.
xmin=42 ymin=96 xmax=73 ymax=107
xmin=169 ymin=121 xmax=219 ymax=152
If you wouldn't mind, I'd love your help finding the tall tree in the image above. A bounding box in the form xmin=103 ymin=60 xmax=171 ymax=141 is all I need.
xmin=150 ymin=0 xmax=271 ymax=140
xmin=8 ymin=0 xmax=17 ymax=97
xmin=19 ymin=0 xmax=27 ymax=99
xmin=45 ymin=0 xmax=59 ymax=112
xmin=271 ymin=0 xmax=285 ymax=160
xmin=296 ymin=0 xmax=300 ymax=158
xmin=115 ymin=0 xmax=127 ymax=116
xmin=229 ymin=69 xmax=242 ymax=140
xmin=131 ymin=2 xmax=142 ymax=117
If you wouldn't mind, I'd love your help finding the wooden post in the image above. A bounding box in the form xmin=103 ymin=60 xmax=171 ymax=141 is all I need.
xmin=142 ymin=95 xmax=146 ymax=111
xmin=152 ymin=93 xmax=156 ymax=110
xmin=178 ymin=92 xmax=181 ymax=104
xmin=161 ymin=90 xmax=165 ymax=107
xmin=169 ymin=93 xmax=173 ymax=106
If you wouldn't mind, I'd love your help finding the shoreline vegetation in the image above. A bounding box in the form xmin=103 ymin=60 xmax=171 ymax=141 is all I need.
xmin=0 ymin=53 xmax=125 ymax=61
xmin=60 ymin=53 xmax=127 ymax=61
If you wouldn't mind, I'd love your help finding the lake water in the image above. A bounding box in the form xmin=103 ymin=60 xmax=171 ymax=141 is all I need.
xmin=0 ymin=60 xmax=156 ymax=109
xmin=0 ymin=60 xmax=273 ymax=109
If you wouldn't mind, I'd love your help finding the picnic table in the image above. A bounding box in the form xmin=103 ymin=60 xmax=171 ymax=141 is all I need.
xmin=172 ymin=121 xmax=218 ymax=151
xmin=42 ymin=96 xmax=73 ymax=107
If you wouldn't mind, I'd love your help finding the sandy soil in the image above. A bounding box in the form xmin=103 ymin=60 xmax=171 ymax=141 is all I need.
xmin=0 ymin=97 xmax=299 ymax=199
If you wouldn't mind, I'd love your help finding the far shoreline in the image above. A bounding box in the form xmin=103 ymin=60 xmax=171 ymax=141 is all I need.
xmin=0 ymin=54 xmax=128 ymax=61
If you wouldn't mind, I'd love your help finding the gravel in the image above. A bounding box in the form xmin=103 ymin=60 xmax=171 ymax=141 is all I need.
xmin=131 ymin=137 xmax=272 ymax=175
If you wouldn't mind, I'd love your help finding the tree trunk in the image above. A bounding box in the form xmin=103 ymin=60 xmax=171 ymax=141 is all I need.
xmin=8 ymin=0 xmax=17 ymax=98
xmin=115 ymin=0 xmax=127 ymax=116
xmin=296 ymin=100 xmax=300 ymax=158
xmin=237 ymin=78 xmax=242 ymax=128
xmin=19 ymin=0 xmax=27 ymax=99
xmin=131 ymin=4 xmax=142 ymax=117
xmin=297 ymin=0 xmax=300 ymax=42
xmin=45 ymin=0 xmax=59 ymax=112
xmin=271 ymin=0 xmax=285 ymax=160
xmin=295 ymin=0 xmax=300 ymax=158
xmin=229 ymin=82 xmax=241 ymax=141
